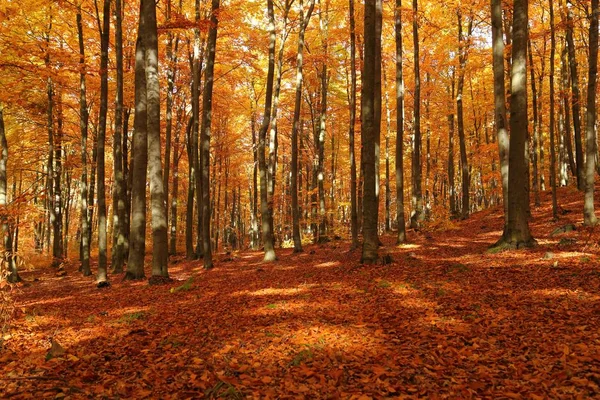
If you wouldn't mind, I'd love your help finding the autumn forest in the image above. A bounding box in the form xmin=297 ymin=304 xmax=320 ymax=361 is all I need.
xmin=1 ymin=0 xmax=600 ymax=397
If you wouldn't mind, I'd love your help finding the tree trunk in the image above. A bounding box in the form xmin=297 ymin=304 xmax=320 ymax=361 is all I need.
xmin=111 ymin=0 xmax=126 ymax=274
xmin=528 ymin=38 xmax=540 ymax=207
xmin=291 ymin=0 xmax=315 ymax=253
xmin=76 ymin=8 xmax=91 ymax=276
xmin=447 ymin=81 xmax=457 ymax=218
xmin=349 ymin=0 xmax=359 ymax=248
xmin=0 ymin=109 xmax=19 ymax=283
xmin=549 ymin=0 xmax=558 ymax=219
xmin=560 ymin=44 xmax=576 ymax=178
xmin=193 ymin=0 xmax=204 ymax=259
xmin=200 ymin=0 xmax=220 ymax=269
xmin=565 ymin=1 xmax=585 ymax=191
xmin=498 ymin=0 xmax=534 ymax=248
xmin=96 ymin=0 xmax=110 ymax=285
xmin=395 ymin=0 xmax=406 ymax=243
xmin=317 ymin=0 xmax=329 ymax=242
xmin=258 ymin=0 xmax=277 ymax=262
xmin=410 ymin=0 xmax=423 ymax=229
xmin=125 ymin=36 xmax=148 ymax=281
xmin=456 ymin=11 xmax=471 ymax=219
xmin=142 ymin=0 xmax=169 ymax=278
xmin=361 ymin=0 xmax=379 ymax=263
xmin=491 ymin=0 xmax=509 ymax=228
xmin=583 ymin=0 xmax=598 ymax=226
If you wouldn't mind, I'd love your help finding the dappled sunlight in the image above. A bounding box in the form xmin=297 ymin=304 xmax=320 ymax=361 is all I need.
xmin=314 ymin=261 xmax=340 ymax=268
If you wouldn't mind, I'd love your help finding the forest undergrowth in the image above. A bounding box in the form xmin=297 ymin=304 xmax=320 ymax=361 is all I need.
xmin=1 ymin=185 xmax=600 ymax=399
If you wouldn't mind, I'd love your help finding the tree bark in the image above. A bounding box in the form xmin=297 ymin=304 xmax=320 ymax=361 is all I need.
xmin=76 ymin=8 xmax=91 ymax=276
xmin=497 ymin=0 xmax=534 ymax=248
xmin=125 ymin=36 xmax=148 ymax=281
xmin=395 ymin=0 xmax=406 ymax=243
xmin=111 ymin=0 xmax=126 ymax=274
xmin=491 ymin=0 xmax=509 ymax=228
xmin=410 ymin=0 xmax=423 ymax=229
xmin=200 ymin=0 xmax=220 ymax=269
xmin=258 ymin=0 xmax=277 ymax=262
xmin=583 ymin=0 xmax=598 ymax=226
xmin=291 ymin=0 xmax=315 ymax=253
xmin=96 ymin=0 xmax=110 ymax=285
xmin=349 ymin=0 xmax=359 ymax=248
xmin=549 ymin=0 xmax=558 ymax=219
xmin=0 ymin=109 xmax=19 ymax=283
xmin=565 ymin=1 xmax=585 ymax=190
xmin=361 ymin=0 xmax=379 ymax=263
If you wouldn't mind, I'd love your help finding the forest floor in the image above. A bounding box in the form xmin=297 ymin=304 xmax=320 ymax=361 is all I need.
xmin=2 ymin=186 xmax=600 ymax=399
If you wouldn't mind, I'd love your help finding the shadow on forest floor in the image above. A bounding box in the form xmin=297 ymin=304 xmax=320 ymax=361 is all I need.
xmin=2 ymin=184 xmax=600 ymax=398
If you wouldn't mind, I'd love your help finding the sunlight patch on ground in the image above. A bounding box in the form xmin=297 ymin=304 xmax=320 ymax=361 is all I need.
xmin=250 ymin=287 xmax=308 ymax=296
xmin=529 ymin=288 xmax=597 ymax=300
xmin=21 ymin=295 xmax=75 ymax=308
xmin=314 ymin=261 xmax=340 ymax=269
xmin=396 ymin=243 xmax=421 ymax=249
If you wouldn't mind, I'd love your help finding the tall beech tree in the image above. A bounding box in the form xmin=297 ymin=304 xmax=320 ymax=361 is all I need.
xmin=291 ymin=0 xmax=315 ymax=253
xmin=395 ymin=0 xmax=406 ymax=243
xmin=361 ymin=0 xmax=379 ymax=263
xmin=95 ymin=0 xmax=110 ymax=286
xmin=258 ymin=0 xmax=277 ymax=262
xmin=583 ymin=0 xmax=598 ymax=226
xmin=199 ymin=0 xmax=220 ymax=269
xmin=496 ymin=0 xmax=534 ymax=248
xmin=410 ymin=0 xmax=423 ymax=229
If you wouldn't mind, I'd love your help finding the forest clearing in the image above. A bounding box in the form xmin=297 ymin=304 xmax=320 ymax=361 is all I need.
xmin=1 ymin=185 xmax=600 ymax=398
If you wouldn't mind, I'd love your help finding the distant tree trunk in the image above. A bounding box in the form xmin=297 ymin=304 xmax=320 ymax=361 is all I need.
xmin=410 ymin=0 xmax=423 ymax=229
xmin=76 ymin=9 xmax=91 ymax=276
xmin=96 ymin=0 xmax=110 ymax=285
xmin=560 ymin=44 xmax=576 ymax=178
xmin=52 ymin=89 xmax=64 ymax=265
xmin=111 ymin=0 xmax=126 ymax=274
xmin=258 ymin=0 xmax=277 ymax=262
xmin=291 ymin=0 xmax=315 ymax=253
xmin=122 ymin=107 xmax=131 ymax=261
xmin=170 ymin=114 xmax=187 ymax=255
xmin=491 ymin=0 xmax=509 ymax=228
xmin=374 ymin=0 xmax=382 ymax=235
xmin=0 ymin=109 xmax=19 ymax=283
xmin=125 ymin=36 xmax=148 ymax=281
xmin=200 ymin=0 xmax=220 ymax=269
xmin=193 ymin=0 xmax=204 ymax=259
xmin=141 ymin=0 xmax=169 ymax=278
xmin=317 ymin=0 xmax=329 ymax=241
xmin=268 ymin=0 xmax=293 ymax=244
xmin=361 ymin=0 xmax=379 ymax=263
xmin=88 ymin=128 xmax=97 ymax=257
xmin=549 ymin=0 xmax=558 ymax=219
xmin=528 ymin=38 xmax=540 ymax=207
xmin=447 ymin=81 xmax=457 ymax=218
xmin=185 ymin=114 xmax=195 ymax=258
xmin=395 ymin=0 xmax=406 ymax=243
xmin=250 ymin=95 xmax=259 ymax=250
xmin=349 ymin=0 xmax=359 ymax=248
xmin=384 ymin=65 xmax=392 ymax=232
xmin=497 ymin=0 xmax=534 ymax=248
xmin=456 ymin=10 xmax=472 ymax=219
xmin=583 ymin=0 xmax=598 ymax=226
xmin=565 ymin=1 xmax=584 ymax=191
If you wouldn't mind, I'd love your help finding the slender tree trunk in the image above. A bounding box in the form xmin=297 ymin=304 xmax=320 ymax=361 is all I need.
xmin=492 ymin=0 xmax=509 ymax=228
xmin=53 ymin=89 xmax=64 ymax=264
xmin=200 ymin=0 xmax=220 ymax=269
xmin=447 ymin=81 xmax=457 ymax=218
xmin=193 ymin=0 xmax=204 ymax=259
xmin=170 ymin=112 xmax=186 ymax=255
xmin=395 ymin=0 xmax=406 ymax=243
xmin=185 ymin=115 xmax=195 ymax=258
xmin=410 ymin=0 xmax=423 ymax=229
xmin=317 ymin=0 xmax=329 ymax=241
xmin=96 ymin=0 xmax=110 ymax=285
xmin=0 ymin=109 xmax=19 ymax=283
xmin=456 ymin=11 xmax=471 ymax=219
xmin=291 ymin=0 xmax=315 ymax=253
xmin=565 ymin=1 xmax=585 ymax=190
xmin=76 ymin=9 xmax=91 ymax=276
xmin=583 ymin=0 xmax=598 ymax=226
xmin=111 ymin=0 xmax=126 ymax=273
xmin=383 ymin=66 xmax=392 ymax=232
xmin=258 ymin=0 xmax=277 ymax=262
xmin=125 ymin=36 xmax=148 ymax=281
xmin=498 ymin=0 xmax=534 ymax=248
xmin=549 ymin=0 xmax=558 ymax=219
xmin=349 ymin=0 xmax=359 ymax=248
xmin=561 ymin=44 xmax=576 ymax=178
xmin=528 ymin=38 xmax=540 ymax=207
xmin=361 ymin=0 xmax=379 ymax=263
